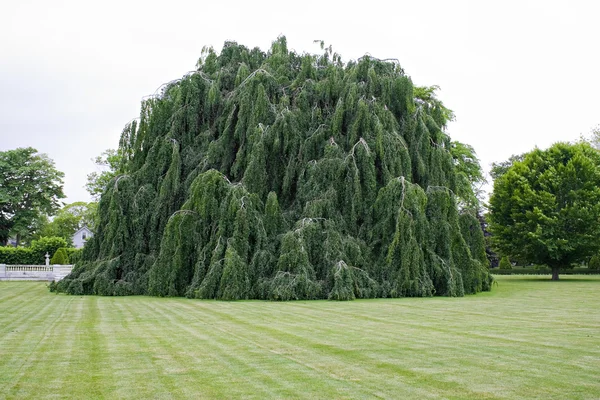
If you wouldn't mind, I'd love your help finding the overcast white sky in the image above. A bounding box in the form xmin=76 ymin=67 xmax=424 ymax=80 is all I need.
xmin=1 ymin=0 xmax=599 ymax=204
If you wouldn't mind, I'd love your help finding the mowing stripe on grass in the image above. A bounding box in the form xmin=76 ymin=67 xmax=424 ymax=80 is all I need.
xmin=0 ymin=276 xmax=599 ymax=399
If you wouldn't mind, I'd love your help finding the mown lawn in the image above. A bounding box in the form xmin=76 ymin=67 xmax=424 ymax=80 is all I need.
xmin=0 ymin=276 xmax=599 ymax=399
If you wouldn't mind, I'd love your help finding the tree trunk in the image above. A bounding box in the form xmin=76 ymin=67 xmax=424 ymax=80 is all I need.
xmin=551 ymin=266 xmax=560 ymax=281
xmin=14 ymin=233 xmax=21 ymax=248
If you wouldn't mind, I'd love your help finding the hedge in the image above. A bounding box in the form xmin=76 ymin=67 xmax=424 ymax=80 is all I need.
xmin=492 ymin=267 xmax=600 ymax=275
xmin=0 ymin=247 xmax=37 ymax=264
xmin=0 ymin=237 xmax=68 ymax=265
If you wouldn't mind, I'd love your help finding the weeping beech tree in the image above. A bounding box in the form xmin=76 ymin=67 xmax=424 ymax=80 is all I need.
xmin=56 ymin=37 xmax=491 ymax=299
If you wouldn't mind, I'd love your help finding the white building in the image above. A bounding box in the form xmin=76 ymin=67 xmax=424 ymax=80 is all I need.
xmin=72 ymin=226 xmax=93 ymax=249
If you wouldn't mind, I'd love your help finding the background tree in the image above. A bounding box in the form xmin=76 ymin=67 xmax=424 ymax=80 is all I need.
xmin=579 ymin=124 xmax=600 ymax=150
xmin=450 ymin=141 xmax=485 ymax=210
xmin=489 ymin=153 xmax=525 ymax=181
xmin=85 ymin=149 xmax=124 ymax=200
xmin=5 ymin=212 xmax=48 ymax=247
xmin=448 ymin=141 xmax=496 ymax=268
xmin=37 ymin=202 xmax=98 ymax=244
xmin=489 ymin=142 xmax=600 ymax=280
xmin=589 ymin=254 xmax=600 ymax=270
xmin=0 ymin=148 xmax=65 ymax=246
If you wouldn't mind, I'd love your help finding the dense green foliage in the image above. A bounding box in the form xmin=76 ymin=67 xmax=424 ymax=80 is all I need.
xmin=489 ymin=142 xmax=600 ymax=280
xmin=57 ymin=37 xmax=490 ymax=299
xmin=30 ymin=237 xmax=68 ymax=264
xmin=66 ymin=248 xmax=83 ymax=265
xmin=0 ymin=148 xmax=65 ymax=246
xmin=0 ymin=236 xmax=67 ymax=264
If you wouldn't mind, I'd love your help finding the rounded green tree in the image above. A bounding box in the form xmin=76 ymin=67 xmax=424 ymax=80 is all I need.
xmin=51 ymin=247 xmax=69 ymax=265
xmin=489 ymin=142 xmax=600 ymax=280
xmin=498 ymin=256 xmax=512 ymax=270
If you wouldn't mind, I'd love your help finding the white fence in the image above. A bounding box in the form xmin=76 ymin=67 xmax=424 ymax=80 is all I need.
xmin=0 ymin=264 xmax=73 ymax=281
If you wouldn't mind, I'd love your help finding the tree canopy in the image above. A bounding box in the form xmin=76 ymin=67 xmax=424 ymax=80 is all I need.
xmin=0 ymin=147 xmax=65 ymax=246
xmin=489 ymin=142 xmax=600 ymax=280
xmin=56 ymin=37 xmax=491 ymax=299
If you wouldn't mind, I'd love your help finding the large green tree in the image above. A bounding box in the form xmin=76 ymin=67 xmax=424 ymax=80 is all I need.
xmin=56 ymin=37 xmax=491 ymax=299
xmin=0 ymin=148 xmax=65 ymax=246
xmin=489 ymin=142 xmax=600 ymax=280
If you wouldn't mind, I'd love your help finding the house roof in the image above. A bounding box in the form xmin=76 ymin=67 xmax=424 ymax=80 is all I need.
xmin=73 ymin=226 xmax=93 ymax=236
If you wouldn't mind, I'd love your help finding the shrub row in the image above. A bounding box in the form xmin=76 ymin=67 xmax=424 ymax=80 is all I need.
xmin=0 ymin=237 xmax=69 ymax=265
xmin=0 ymin=247 xmax=39 ymax=264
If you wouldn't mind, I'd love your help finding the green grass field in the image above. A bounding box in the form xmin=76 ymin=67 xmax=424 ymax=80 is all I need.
xmin=1 ymin=276 xmax=599 ymax=399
